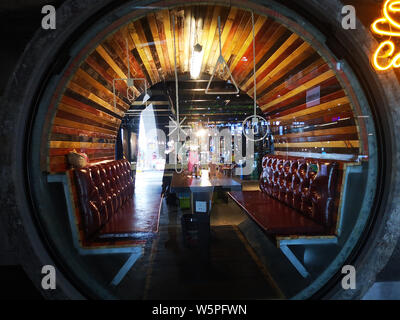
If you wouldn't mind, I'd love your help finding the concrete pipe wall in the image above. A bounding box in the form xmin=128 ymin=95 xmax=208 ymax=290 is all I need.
xmin=0 ymin=0 xmax=399 ymax=299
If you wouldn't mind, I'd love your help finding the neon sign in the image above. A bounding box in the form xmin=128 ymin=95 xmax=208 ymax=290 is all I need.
xmin=372 ymin=0 xmax=400 ymax=70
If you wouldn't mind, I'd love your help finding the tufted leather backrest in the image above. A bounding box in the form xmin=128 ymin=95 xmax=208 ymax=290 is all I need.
xmin=74 ymin=168 xmax=105 ymax=238
xmin=73 ymin=159 xmax=134 ymax=240
xmin=260 ymin=155 xmax=339 ymax=232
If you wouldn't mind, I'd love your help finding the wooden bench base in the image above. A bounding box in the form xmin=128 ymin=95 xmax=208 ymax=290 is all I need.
xmin=48 ymin=173 xmax=162 ymax=286
xmin=229 ymin=191 xmax=326 ymax=236
xmin=229 ymin=191 xmax=338 ymax=278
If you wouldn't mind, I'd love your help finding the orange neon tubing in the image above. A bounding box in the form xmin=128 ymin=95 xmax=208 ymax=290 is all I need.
xmin=371 ymin=0 xmax=400 ymax=70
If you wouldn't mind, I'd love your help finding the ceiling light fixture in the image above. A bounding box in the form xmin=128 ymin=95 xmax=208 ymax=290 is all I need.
xmin=190 ymin=43 xmax=203 ymax=79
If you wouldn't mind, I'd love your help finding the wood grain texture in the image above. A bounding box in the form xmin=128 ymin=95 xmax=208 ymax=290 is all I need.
xmin=45 ymin=4 xmax=366 ymax=172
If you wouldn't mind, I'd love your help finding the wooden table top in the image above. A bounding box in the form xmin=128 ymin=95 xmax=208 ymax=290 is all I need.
xmin=170 ymin=171 xmax=242 ymax=193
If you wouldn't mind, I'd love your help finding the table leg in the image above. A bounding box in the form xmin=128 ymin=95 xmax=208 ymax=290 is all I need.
xmin=191 ymin=191 xmax=213 ymax=214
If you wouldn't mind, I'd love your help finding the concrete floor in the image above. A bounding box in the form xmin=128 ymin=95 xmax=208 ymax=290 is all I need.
xmin=79 ymin=175 xmax=283 ymax=299
xmin=71 ymin=173 xmax=353 ymax=299
xmin=123 ymin=195 xmax=281 ymax=299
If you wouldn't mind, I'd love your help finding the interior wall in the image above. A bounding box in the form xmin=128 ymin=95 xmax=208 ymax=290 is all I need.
xmin=46 ymin=4 xmax=364 ymax=173
xmin=263 ymin=63 xmax=359 ymax=160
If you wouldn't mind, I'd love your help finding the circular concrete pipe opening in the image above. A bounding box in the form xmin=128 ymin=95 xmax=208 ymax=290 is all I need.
xmin=2 ymin=0 xmax=400 ymax=299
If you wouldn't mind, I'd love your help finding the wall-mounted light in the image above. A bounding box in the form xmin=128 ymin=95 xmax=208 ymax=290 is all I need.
xmin=190 ymin=43 xmax=203 ymax=79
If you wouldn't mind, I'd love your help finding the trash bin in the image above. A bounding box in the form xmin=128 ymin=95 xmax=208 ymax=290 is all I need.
xmin=177 ymin=192 xmax=191 ymax=209
xmin=181 ymin=213 xmax=210 ymax=248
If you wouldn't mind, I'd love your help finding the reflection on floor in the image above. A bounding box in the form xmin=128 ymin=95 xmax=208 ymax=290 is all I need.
xmin=131 ymin=170 xmax=164 ymax=233
xmin=81 ymin=172 xmax=285 ymax=299
xmin=143 ymin=211 xmax=282 ymax=300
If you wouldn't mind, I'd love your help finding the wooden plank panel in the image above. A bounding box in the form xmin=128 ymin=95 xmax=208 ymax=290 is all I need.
xmin=202 ymin=5 xmax=222 ymax=74
xmin=276 ymin=105 xmax=354 ymax=126
xmin=238 ymin=29 xmax=293 ymax=89
xmin=70 ymin=75 xmax=126 ymax=113
xmin=50 ymin=152 xmax=115 ymax=166
xmin=159 ymin=9 xmax=175 ymax=76
xmin=49 ymin=148 xmax=116 ymax=156
xmin=183 ymin=7 xmax=192 ymax=73
xmin=49 ymin=155 xmax=115 ymax=173
xmin=207 ymin=7 xmax=232 ymax=77
xmin=229 ymin=14 xmax=267 ymax=72
xmin=220 ymin=7 xmax=239 ymax=57
xmin=63 ymin=89 xmax=124 ymax=121
xmin=231 ymin=19 xmax=275 ymax=80
xmin=273 ymin=96 xmax=350 ymax=120
xmin=261 ymin=70 xmax=337 ymax=110
xmin=131 ymin=20 xmax=160 ymax=84
xmin=74 ymin=68 xmax=129 ymax=110
xmin=67 ymin=82 xmax=125 ymax=117
xmin=80 ymin=62 xmax=128 ymax=104
xmin=50 ymin=151 xmax=115 ymax=162
xmin=49 ymin=163 xmax=68 ymax=173
xmin=246 ymin=40 xmax=310 ymax=97
xmin=274 ymin=147 xmax=359 ymax=155
xmin=267 ymin=89 xmax=346 ymax=119
xmin=49 ymin=141 xmax=115 ymax=149
xmin=245 ymin=37 xmax=305 ymax=93
xmin=60 ymin=95 xmax=120 ymax=125
xmin=249 ymin=43 xmax=315 ymax=97
xmin=85 ymin=53 xmax=128 ymax=97
xmin=58 ymin=103 xmax=119 ymax=129
xmin=272 ymin=118 xmax=356 ymax=138
xmin=127 ymin=22 xmax=156 ymax=85
xmin=45 ymin=5 xmax=364 ymax=171
xmin=50 ymin=132 xmax=116 ymax=145
xmin=274 ymin=141 xmax=359 ymax=148
xmin=275 ymin=133 xmax=359 ymax=144
xmin=52 ymin=117 xmax=118 ymax=136
xmin=259 ymin=63 xmax=332 ymax=107
xmin=51 ymin=125 xmax=116 ymax=140
xmin=258 ymin=56 xmax=325 ymax=100
xmin=207 ymin=7 xmax=238 ymax=76
xmin=240 ymin=33 xmax=299 ymax=91
xmin=278 ymin=126 xmax=358 ymax=139
xmin=221 ymin=7 xmax=244 ymax=70
xmin=274 ymin=151 xmax=358 ymax=161
xmin=55 ymin=109 xmax=117 ymax=132
xmin=221 ymin=10 xmax=253 ymax=76
xmin=153 ymin=11 xmax=172 ymax=77
xmin=265 ymin=77 xmax=342 ymax=115
xmin=191 ymin=5 xmax=207 ymax=76
xmin=140 ymin=17 xmax=163 ymax=79
xmin=96 ymin=45 xmax=127 ymax=80
xmin=148 ymin=13 xmax=168 ymax=78
xmin=197 ymin=5 xmax=213 ymax=73
xmin=118 ymin=26 xmax=150 ymax=90
xmin=108 ymin=28 xmax=143 ymax=95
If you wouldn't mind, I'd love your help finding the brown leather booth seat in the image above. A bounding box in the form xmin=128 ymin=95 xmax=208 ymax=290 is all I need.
xmin=231 ymin=155 xmax=339 ymax=237
xmin=74 ymin=159 xmax=135 ymax=240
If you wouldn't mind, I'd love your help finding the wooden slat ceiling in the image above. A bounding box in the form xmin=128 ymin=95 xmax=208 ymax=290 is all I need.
xmin=47 ymin=4 xmax=364 ymax=173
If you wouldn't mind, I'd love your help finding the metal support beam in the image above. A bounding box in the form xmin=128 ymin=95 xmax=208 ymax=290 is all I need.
xmin=110 ymin=247 xmax=143 ymax=286
xmin=280 ymin=245 xmax=310 ymax=278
